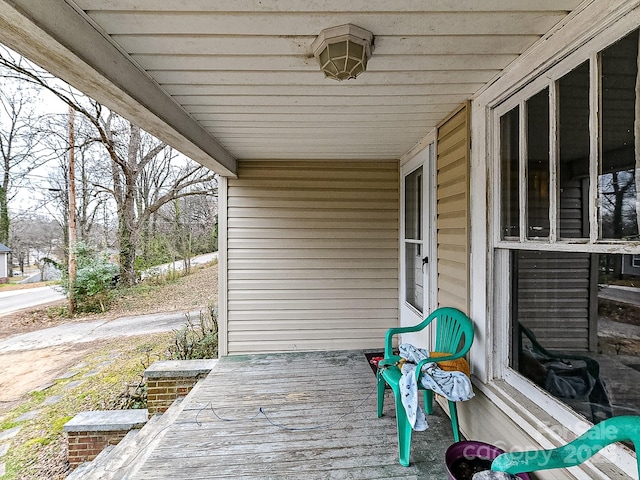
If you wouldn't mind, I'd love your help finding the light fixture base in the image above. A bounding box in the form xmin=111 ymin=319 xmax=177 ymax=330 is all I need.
xmin=311 ymin=24 xmax=374 ymax=81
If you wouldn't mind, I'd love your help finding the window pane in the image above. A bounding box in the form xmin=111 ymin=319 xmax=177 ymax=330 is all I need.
xmin=559 ymin=62 xmax=590 ymax=238
xmin=600 ymin=29 xmax=640 ymax=240
xmin=405 ymin=244 xmax=423 ymax=312
xmin=405 ymin=167 xmax=423 ymax=311
xmin=510 ymin=250 xmax=640 ymax=424
xmin=405 ymin=167 xmax=422 ymax=240
xmin=501 ymin=106 xmax=520 ymax=238
xmin=527 ymin=88 xmax=550 ymax=238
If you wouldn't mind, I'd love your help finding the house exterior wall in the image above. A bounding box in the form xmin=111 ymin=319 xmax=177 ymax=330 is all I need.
xmin=622 ymin=254 xmax=640 ymax=277
xmin=0 ymin=252 xmax=8 ymax=283
xmin=222 ymin=160 xmax=399 ymax=355
xmin=436 ymin=104 xmax=470 ymax=313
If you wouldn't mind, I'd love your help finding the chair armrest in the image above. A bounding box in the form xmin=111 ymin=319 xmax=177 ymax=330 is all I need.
xmin=414 ymin=353 xmax=467 ymax=382
xmin=384 ymin=317 xmax=437 ymax=357
xmin=378 ymin=356 xmax=402 ymax=368
xmin=520 ymin=323 xmax=600 ymax=378
xmin=492 ymin=416 xmax=640 ymax=475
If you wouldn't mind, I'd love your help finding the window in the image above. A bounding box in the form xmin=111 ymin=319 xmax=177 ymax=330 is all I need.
xmin=405 ymin=167 xmax=423 ymax=311
xmin=498 ymin=29 xmax=640 ymax=425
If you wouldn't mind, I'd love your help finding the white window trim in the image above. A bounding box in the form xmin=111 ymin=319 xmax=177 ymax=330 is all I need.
xmin=399 ymin=141 xmax=437 ymax=328
xmin=217 ymin=175 xmax=228 ymax=357
xmin=471 ymin=3 xmax=640 ymax=478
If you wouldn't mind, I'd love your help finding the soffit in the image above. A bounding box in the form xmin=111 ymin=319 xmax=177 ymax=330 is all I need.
xmin=3 ymin=1 xmax=584 ymax=167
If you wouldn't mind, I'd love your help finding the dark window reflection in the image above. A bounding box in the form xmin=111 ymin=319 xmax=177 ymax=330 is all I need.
xmin=501 ymin=106 xmax=520 ymax=238
xmin=511 ymin=251 xmax=640 ymax=424
xmin=559 ymin=62 xmax=590 ymax=239
xmin=600 ymin=29 xmax=640 ymax=240
xmin=527 ymin=88 xmax=550 ymax=238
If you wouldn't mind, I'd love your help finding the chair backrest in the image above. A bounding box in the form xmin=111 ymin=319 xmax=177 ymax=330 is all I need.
xmin=491 ymin=416 xmax=640 ymax=476
xmin=431 ymin=307 xmax=474 ymax=356
xmin=383 ymin=306 xmax=474 ymax=358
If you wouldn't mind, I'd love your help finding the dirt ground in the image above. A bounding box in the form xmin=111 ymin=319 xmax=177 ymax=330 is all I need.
xmin=0 ymin=264 xmax=217 ymax=415
xmin=0 ymin=343 xmax=102 ymax=413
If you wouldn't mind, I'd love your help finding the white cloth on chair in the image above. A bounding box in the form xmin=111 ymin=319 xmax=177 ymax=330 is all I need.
xmin=398 ymin=343 xmax=474 ymax=431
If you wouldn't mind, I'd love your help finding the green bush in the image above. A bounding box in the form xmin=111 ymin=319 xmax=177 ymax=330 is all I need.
xmin=61 ymin=241 xmax=119 ymax=313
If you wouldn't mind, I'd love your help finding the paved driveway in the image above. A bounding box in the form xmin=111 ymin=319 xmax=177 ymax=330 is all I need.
xmin=0 ymin=286 xmax=65 ymax=317
xmin=0 ymin=310 xmax=200 ymax=353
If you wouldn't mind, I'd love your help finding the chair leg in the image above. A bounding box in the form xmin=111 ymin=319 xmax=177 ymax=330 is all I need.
xmin=377 ymin=371 xmax=386 ymax=418
xmin=423 ymin=389 xmax=434 ymax=414
xmin=393 ymin=387 xmax=413 ymax=467
xmin=448 ymin=400 xmax=460 ymax=442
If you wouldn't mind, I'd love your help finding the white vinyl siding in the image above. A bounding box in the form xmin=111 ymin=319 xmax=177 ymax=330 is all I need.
xmin=457 ymin=388 xmax=584 ymax=480
xmin=0 ymin=253 xmax=8 ymax=279
xmin=225 ymin=160 xmax=399 ymax=354
xmin=436 ymin=104 xmax=470 ymax=313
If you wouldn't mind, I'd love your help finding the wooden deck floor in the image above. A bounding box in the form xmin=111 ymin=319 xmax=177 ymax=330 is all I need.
xmin=130 ymin=350 xmax=457 ymax=479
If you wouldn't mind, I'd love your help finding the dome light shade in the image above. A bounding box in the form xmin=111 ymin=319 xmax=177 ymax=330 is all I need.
xmin=311 ymin=24 xmax=374 ymax=81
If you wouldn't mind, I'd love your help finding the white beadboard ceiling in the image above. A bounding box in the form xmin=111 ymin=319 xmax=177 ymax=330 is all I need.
xmin=0 ymin=0 xmax=584 ymax=175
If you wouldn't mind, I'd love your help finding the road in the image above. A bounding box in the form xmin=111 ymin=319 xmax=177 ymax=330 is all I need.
xmin=0 ymin=310 xmax=200 ymax=353
xmin=599 ymin=285 xmax=640 ymax=306
xmin=0 ymin=252 xmax=218 ymax=316
xmin=0 ymin=286 xmax=65 ymax=317
xmin=140 ymin=252 xmax=218 ymax=278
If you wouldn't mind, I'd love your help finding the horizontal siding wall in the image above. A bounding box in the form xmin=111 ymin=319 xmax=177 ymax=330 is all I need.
xmin=515 ymin=251 xmax=594 ymax=352
xmin=436 ymin=104 xmax=470 ymax=312
xmin=226 ymin=160 xmax=399 ymax=354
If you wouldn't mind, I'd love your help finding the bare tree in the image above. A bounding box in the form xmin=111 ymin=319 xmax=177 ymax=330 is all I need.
xmin=0 ymin=47 xmax=217 ymax=286
xmin=0 ymin=72 xmax=51 ymax=245
xmin=600 ymin=169 xmax=638 ymax=239
xmin=156 ymin=192 xmax=218 ymax=269
xmin=9 ymin=213 xmax=62 ymax=275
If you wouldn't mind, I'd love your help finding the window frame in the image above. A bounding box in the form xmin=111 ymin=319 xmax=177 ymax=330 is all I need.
xmin=486 ymin=16 xmax=640 ymax=477
xmin=493 ymin=51 xmax=640 ymax=253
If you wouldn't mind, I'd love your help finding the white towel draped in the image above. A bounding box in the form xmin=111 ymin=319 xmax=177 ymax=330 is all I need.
xmin=398 ymin=343 xmax=474 ymax=431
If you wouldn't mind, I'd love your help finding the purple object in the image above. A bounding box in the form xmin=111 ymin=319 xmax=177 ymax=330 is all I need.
xmin=445 ymin=441 xmax=531 ymax=480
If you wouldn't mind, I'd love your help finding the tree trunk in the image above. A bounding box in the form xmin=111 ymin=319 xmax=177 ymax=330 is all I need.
xmin=117 ymin=124 xmax=141 ymax=287
xmin=68 ymin=107 xmax=77 ymax=315
xmin=0 ymin=185 xmax=8 ymax=245
xmin=117 ymin=210 xmax=137 ymax=286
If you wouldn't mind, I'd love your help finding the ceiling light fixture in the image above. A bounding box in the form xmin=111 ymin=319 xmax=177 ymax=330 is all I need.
xmin=311 ymin=24 xmax=374 ymax=81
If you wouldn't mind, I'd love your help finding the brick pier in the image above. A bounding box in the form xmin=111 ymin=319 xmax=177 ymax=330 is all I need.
xmin=144 ymin=359 xmax=217 ymax=414
xmin=64 ymin=409 xmax=148 ymax=469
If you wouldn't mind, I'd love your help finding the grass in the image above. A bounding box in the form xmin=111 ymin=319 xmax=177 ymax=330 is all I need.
xmin=0 ymin=332 xmax=174 ymax=480
xmin=599 ymin=298 xmax=640 ymax=327
xmin=0 ymin=280 xmax=59 ymax=291
xmin=0 ymin=259 xmax=218 ymax=478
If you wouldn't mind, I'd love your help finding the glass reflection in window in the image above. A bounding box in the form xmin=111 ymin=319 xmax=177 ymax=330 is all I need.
xmin=511 ymin=251 xmax=640 ymax=424
xmin=600 ymin=29 xmax=640 ymax=240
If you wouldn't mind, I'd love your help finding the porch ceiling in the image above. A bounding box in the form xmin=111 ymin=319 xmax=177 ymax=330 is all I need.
xmin=0 ymin=1 xmax=584 ymax=175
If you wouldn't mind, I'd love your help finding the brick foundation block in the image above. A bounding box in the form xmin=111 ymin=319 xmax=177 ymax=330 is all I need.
xmin=144 ymin=359 xmax=216 ymax=414
xmin=64 ymin=409 xmax=148 ymax=469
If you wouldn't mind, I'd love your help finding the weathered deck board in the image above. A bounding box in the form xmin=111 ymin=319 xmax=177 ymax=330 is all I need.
xmin=132 ymin=350 xmax=455 ymax=479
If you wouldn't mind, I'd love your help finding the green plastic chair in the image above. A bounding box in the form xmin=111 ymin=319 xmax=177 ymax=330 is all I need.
xmin=491 ymin=416 xmax=640 ymax=477
xmin=377 ymin=306 xmax=474 ymax=467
